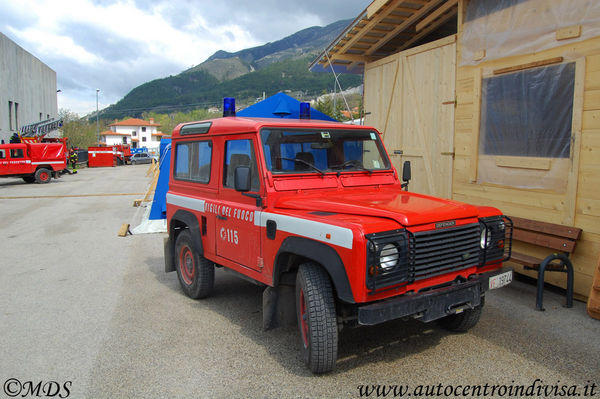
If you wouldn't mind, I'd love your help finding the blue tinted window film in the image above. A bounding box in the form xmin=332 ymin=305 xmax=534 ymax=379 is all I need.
xmin=343 ymin=141 xmax=363 ymax=162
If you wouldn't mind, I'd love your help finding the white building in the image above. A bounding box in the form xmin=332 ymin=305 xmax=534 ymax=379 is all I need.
xmin=0 ymin=33 xmax=58 ymax=142
xmin=100 ymin=118 xmax=167 ymax=152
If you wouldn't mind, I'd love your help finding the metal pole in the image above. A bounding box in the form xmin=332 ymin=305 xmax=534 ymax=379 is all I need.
xmin=96 ymin=89 xmax=100 ymax=144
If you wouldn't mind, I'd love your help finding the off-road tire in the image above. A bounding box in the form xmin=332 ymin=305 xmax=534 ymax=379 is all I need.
xmin=22 ymin=176 xmax=35 ymax=183
xmin=437 ymin=299 xmax=484 ymax=332
xmin=295 ymin=262 xmax=338 ymax=374
xmin=34 ymin=168 xmax=51 ymax=184
xmin=175 ymin=230 xmax=214 ymax=299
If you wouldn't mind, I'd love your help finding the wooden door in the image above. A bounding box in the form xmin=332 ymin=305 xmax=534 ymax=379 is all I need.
xmin=364 ymin=36 xmax=456 ymax=198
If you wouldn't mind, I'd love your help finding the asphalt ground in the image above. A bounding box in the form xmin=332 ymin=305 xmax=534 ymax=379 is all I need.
xmin=0 ymin=165 xmax=598 ymax=399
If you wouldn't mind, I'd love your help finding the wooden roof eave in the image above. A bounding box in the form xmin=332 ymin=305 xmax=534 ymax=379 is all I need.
xmin=309 ymin=0 xmax=458 ymax=74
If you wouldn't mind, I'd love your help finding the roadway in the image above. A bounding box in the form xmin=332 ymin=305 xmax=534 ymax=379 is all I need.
xmin=0 ymin=165 xmax=598 ymax=398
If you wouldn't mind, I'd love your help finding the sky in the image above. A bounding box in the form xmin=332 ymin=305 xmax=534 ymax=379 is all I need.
xmin=0 ymin=0 xmax=368 ymax=116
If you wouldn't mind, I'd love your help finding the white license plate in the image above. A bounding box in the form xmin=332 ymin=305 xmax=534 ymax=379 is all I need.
xmin=489 ymin=270 xmax=512 ymax=290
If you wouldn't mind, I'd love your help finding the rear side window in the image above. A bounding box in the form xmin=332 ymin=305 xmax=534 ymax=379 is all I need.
xmin=174 ymin=140 xmax=212 ymax=183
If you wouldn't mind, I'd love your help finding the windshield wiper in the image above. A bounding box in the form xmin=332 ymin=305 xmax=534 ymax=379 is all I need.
xmin=278 ymin=157 xmax=326 ymax=176
xmin=330 ymin=160 xmax=373 ymax=174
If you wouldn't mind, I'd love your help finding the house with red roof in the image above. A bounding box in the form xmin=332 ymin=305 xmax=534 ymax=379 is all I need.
xmin=99 ymin=117 xmax=167 ymax=152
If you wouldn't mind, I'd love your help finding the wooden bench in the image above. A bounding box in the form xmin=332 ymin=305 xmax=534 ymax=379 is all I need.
xmin=508 ymin=216 xmax=582 ymax=311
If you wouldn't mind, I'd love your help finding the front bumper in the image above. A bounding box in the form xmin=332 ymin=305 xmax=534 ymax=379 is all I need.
xmin=357 ymin=268 xmax=512 ymax=325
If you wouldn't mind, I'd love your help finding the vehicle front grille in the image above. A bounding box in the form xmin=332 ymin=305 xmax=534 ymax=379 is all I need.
xmin=409 ymin=223 xmax=481 ymax=281
xmin=366 ymin=221 xmax=512 ymax=293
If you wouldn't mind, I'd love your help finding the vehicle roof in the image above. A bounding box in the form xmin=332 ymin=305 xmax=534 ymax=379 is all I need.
xmin=171 ymin=116 xmax=376 ymax=138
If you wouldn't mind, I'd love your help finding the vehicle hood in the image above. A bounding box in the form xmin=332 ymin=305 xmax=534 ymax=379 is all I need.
xmin=274 ymin=187 xmax=480 ymax=227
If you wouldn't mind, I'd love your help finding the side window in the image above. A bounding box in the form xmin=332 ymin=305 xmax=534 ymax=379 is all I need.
xmin=10 ymin=149 xmax=24 ymax=158
xmin=174 ymin=140 xmax=212 ymax=183
xmin=0 ymin=149 xmax=5 ymax=159
xmin=223 ymin=139 xmax=260 ymax=192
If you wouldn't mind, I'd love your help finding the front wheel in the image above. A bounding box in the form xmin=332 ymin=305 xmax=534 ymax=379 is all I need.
xmin=175 ymin=230 xmax=214 ymax=299
xmin=437 ymin=298 xmax=484 ymax=332
xmin=34 ymin=168 xmax=51 ymax=184
xmin=22 ymin=176 xmax=35 ymax=183
xmin=296 ymin=262 xmax=338 ymax=374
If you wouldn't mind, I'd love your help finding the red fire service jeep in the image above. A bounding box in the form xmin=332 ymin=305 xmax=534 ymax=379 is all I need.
xmin=164 ymin=99 xmax=513 ymax=373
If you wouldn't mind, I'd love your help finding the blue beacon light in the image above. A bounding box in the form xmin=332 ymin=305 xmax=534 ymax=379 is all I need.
xmin=223 ymin=97 xmax=236 ymax=117
xmin=299 ymin=102 xmax=310 ymax=119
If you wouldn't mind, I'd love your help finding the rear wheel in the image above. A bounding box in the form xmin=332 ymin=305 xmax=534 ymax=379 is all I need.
xmin=437 ymin=298 xmax=484 ymax=332
xmin=295 ymin=262 xmax=338 ymax=374
xmin=175 ymin=230 xmax=214 ymax=299
xmin=34 ymin=168 xmax=51 ymax=184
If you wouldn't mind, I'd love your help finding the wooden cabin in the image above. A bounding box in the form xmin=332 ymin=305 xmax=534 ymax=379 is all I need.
xmin=311 ymin=0 xmax=600 ymax=299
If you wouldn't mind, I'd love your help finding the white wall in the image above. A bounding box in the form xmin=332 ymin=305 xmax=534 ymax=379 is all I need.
xmin=0 ymin=33 xmax=58 ymax=142
xmin=113 ymin=124 xmax=159 ymax=150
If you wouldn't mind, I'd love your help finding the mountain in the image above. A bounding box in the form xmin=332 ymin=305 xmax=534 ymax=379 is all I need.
xmin=101 ymin=19 xmax=361 ymax=119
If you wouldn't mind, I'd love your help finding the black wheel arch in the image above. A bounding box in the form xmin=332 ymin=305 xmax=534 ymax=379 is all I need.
xmin=166 ymin=209 xmax=203 ymax=273
xmin=273 ymin=236 xmax=355 ymax=304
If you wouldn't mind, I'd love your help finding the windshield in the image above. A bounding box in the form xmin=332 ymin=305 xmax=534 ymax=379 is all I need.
xmin=260 ymin=128 xmax=391 ymax=174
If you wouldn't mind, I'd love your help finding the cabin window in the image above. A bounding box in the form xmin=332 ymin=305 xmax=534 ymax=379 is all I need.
xmin=174 ymin=140 xmax=212 ymax=183
xmin=10 ymin=149 xmax=24 ymax=158
xmin=477 ymin=62 xmax=576 ymax=192
xmin=0 ymin=149 xmax=5 ymax=159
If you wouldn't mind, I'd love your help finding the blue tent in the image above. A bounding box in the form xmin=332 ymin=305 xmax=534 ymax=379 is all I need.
xmin=149 ymin=140 xmax=171 ymax=220
xmin=237 ymin=92 xmax=336 ymax=121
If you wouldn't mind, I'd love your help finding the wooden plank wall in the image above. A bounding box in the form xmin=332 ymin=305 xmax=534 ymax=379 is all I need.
xmin=455 ymin=0 xmax=600 ymax=298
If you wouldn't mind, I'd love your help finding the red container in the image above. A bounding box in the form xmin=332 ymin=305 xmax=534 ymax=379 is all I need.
xmin=88 ymin=146 xmax=117 ymax=167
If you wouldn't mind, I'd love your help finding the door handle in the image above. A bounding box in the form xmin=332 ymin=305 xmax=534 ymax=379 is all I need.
xmin=393 ymin=150 xmax=403 ymax=155
xmin=440 ymin=152 xmax=455 ymax=156
xmin=216 ymin=215 xmax=227 ymax=221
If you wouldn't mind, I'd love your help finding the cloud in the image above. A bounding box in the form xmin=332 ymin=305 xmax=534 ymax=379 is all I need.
xmin=1 ymin=0 xmax=368 ymax=115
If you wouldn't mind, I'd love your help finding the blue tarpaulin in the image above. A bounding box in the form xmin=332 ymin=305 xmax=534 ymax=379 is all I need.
xmin=237 ymin=92 xmax=337 ymax=121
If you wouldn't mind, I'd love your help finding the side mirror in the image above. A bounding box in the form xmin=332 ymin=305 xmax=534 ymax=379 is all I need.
xmin=234 ymin=166 xmax=251 ymax=192
xmin=401 ymin=161 xmax=411 ymax=191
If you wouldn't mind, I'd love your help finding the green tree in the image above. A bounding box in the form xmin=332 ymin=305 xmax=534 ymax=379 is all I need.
xmin=59 ymin=109 xmax=103 ymax=149
xmin=314 ymin=95 xmax=346 ymax=121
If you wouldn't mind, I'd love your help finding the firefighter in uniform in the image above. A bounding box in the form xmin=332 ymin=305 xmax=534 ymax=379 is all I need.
xmin=69 ymin=148 xmax=78 ymax=174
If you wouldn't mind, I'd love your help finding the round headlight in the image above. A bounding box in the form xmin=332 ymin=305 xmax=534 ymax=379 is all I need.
xmin=480 ymin=228 xmax=491 ymax=248
xmin=379 ymin=243 xmax=399 ymax=270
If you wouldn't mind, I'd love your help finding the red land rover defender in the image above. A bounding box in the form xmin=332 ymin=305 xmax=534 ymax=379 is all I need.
xmin=164 ymin=105 xmax=513 ymax=373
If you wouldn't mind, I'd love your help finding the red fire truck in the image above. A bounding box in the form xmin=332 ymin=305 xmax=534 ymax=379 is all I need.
xmin=0 ymin=138 xmax=67 ymax=183
xmin=114 ymin=144 xmax=132 ymax=165
xmin=164 ymin=104 xmax=513 ymax=373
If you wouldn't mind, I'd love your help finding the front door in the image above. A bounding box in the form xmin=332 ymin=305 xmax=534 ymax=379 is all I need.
xmin=215 ymin=137 xmax=263 ymax=271
xmin=364 ymin=36 xmax=456 ymax=198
